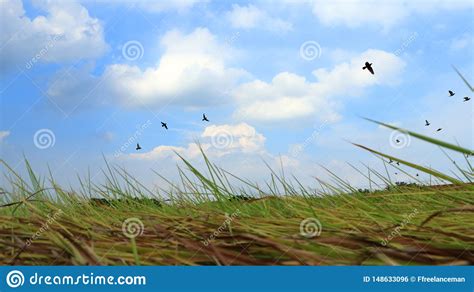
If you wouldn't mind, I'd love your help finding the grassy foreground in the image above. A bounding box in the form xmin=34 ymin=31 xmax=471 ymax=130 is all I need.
xmin=0 ymin=123 xmax=473 ymax=265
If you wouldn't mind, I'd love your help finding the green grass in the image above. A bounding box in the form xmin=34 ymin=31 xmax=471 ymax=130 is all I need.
xmin=0 ymin=121 xmax=473 ymax=266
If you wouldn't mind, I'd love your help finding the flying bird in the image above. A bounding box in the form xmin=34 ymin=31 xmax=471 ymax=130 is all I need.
xmin=202 ymin=113 xmax=209 ymax=122
xmin=161 ymin=122 xmax=168 ymax=130
xmin=136 ymin=143 xmax=142 ymax=151
xmin=362 ymin=62 xmax=374 ymax=75
xmin=436 ymin=128 xmax=442 ymax=132
xmin=396 ymin=162 xmax=400 ymax=166
xmin=425 ymin=120 xmax=430 ymax=126
xmin=449 ymin=90 xmax=455 ymax=97
xmin=396 ymin=139 xmax=400 ymax=143
xmin=463 ymin=96 xmax=471 ymax=102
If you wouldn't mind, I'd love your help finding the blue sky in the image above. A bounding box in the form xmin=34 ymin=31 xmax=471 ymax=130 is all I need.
xmin=0 ymin=0 xmax=473 ymax=189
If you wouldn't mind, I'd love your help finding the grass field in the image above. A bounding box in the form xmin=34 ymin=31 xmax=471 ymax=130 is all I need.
xmin=1 ymin=122 xmax=473 ymax=266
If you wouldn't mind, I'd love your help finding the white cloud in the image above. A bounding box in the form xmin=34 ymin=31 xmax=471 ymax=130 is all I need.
xmin=121 ymin=123 xmax=308 ymax=188
xmin=135 ymin=0 xmax=204 ymax=13
xmin=0 ymin=0 xmax=108 ymax=71
xmin=310 ymin=0 xmax=473 ymax=29
xmin=98 ymin=131 xmax=115 ymax=142
xmin=82 ymin=0 xmax=205 ymax=13
xmin=226 ymin=4 xmax=292 ymax=32
xmin=201 ymin=123 xmax=266 ymax=155
xmin=450 ymin=33 xmax=473 ymax=51
xmin=0 ymin=131 xmax=10 ymax=141
xmin=232 ymin=49 xmax=406 ymax=123
xmin=48 ymin=28 xmax=247 ymax=109
xmin=129 ymin=123 xmax=266 ymax=160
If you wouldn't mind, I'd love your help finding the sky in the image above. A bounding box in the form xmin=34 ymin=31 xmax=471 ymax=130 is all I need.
xmin=0 ymin=0 xmax=473 ymax=191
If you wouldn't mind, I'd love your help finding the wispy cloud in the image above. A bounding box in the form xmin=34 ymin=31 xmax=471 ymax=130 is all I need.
xmin=226 ymin=4 xmax=292 ymax=32
xmin=0 ymin=131 xmax=10 ymax=142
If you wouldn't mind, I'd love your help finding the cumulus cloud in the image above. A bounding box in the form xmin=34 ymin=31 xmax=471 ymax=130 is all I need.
xmin=121 ymin=122 xmax=306 ymax=188
xmin=310 ymin=0 xmax=473 ymax=29
xmin=232 ymin=49 xmax=406 ymax=123
xmin=0 ymin=0 xmax=108 ymax=72
xmin=226 ymin=4 xmax=292 ymax=32
xmin=0 ymin=131 xmax=10 ymax=142
xmin=47 ymin=28 xmax=247 ymax=110
xmin=129 ymin=123 xmax=266 ymax=160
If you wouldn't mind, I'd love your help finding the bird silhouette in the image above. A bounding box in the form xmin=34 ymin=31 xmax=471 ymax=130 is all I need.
xmin=416 ymin=173 xmax=419 ymax=177
xmin=202 ymin=113 xmax=209 ymax=122
xmin=464 ymin=96 xmax=471 ymax=102
xmin=425 ymin=120 xmax=430 ymax=126
xmin=396 ymin=162 xmax=400 ymax=166
xmin=362 ymin=62 xmax=374 ymax=75
xmin=161 ymin=122 xmax=168 ymax=130
xmin=436 ymin=128 xmax=442 ymax=132
xmin=449 ymin=90 xmax=455 ymax=96
xmin=389 ymin=159 xmax=393 ymax=164
xmin=396 ymin=139 xmax=400 ymax=143
xmin=136 ymin=143 xmax=141 ymax=150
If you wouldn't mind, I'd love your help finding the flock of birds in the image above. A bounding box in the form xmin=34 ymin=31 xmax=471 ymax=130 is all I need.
xmin=363 ymin=62 xmax=472 ymax=176
xmin=362 ymin=61 xmax=471 ymax=135
xmin=135 ymin=114 xmax=209 ymax=151
xmin=134 ymin=62 xmax=470 ymax=159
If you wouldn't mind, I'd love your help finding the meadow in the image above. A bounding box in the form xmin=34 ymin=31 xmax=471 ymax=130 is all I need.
xmin=1 ymin=120 xmax=473 ymax=266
